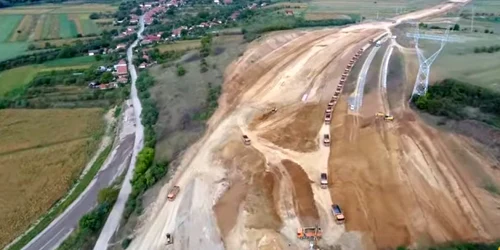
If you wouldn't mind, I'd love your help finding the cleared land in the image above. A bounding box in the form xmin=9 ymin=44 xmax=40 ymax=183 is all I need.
xmin=0 ymin=108 xmax=104 ymax=249
xmin=128 ymin=2 xmax=500 ymax=250
xmin=0 ymin=56 xmax=96 ymax=95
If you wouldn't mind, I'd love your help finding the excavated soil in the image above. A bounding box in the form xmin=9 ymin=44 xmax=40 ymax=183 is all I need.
xmin=281 ymin=159 xmax=320 ymax=225
xmin=129 ymin=3 xmax=500 ymax=249
xmin=259 ymin=104 xmax=324 ymax=152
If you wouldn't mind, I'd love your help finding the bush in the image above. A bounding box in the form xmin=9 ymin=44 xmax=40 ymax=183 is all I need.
xmin=122 ymin=238 xmax=132 ymax=248
xmin=98 ymin=187 xmax=119 ymax=204
xmin=177 ymin=65 xmax=186 ymax=76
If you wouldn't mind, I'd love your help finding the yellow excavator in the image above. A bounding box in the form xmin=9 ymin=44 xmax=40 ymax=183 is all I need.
xmin=376 ymin=112 xmax=393 ymax=121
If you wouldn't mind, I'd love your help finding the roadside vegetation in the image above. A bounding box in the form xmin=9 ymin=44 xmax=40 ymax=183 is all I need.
xmin=397 ymin=240 xmax=500 ymax=250
xmin=0 ymin=109 xmax=105 ymax=249
xmin=57 ymin=186 xmax=120 ymax=250
xmin=412 ymin=79 xmax=500 ymax=128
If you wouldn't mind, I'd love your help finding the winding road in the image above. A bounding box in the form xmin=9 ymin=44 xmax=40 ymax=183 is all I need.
xmin=93 ymin=15 xmax=146 ymax=250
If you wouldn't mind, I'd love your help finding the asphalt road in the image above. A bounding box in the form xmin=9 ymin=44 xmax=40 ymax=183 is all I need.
xmin=93 ymin=15 xmax=146 ymax=250
xmin=22 ymin=132 xmax=135 ymax=250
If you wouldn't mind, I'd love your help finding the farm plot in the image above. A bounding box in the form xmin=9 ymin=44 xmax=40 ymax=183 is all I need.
xmin=9 ymin=15 xmax=41 ymax=42
xmin=306 ymin=0 xmax=443 ymax=19
xmin=0 ymin=108 xmax=104 ymax=249
xmin=41 ymin=14 xmax=60 ymax=39
xmin=68 ymin=14 xmax=100 ymax=36
xmin=58 ymin=14 xmax=78 ymax=38
xmin=0 ymin=42 xmax=28 ymax=62
xmin=0 ymin=15 xmax=24 ymax=42
xmin=0 ymin=56 xmax=96 ymax=96
xmin=157 ymin=40 xmax=201 ymax=52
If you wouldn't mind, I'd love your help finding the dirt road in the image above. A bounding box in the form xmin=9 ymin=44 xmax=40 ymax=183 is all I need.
xmin=127 ymin=0 xmax=500 ymax=249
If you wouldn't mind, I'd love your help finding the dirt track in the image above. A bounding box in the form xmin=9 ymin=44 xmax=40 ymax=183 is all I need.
xmin=127 ymin=1 xmax=500 ymax=249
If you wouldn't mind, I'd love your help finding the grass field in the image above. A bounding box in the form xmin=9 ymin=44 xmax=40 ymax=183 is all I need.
xmin=0 ymin=15 xmax=24 ymax=42
xmin=157 ymin=40 xmax=202 ymax=52
xmin=0 ymin=42 xmax=29 ymax=62
xmin=423 ymin=32 xmax=500 ymax=90
xmin=31 ymin=36 xmax=98 ymax=48
xmin=0 ymin=56 xmax=97 ymax=96
xmin=0 ymin=108 xmax=104 ymax=249
xmin=58 ymin=14 xmax=78 ymax=38
xmin=266 ymin=0 xmax=444 ymax=20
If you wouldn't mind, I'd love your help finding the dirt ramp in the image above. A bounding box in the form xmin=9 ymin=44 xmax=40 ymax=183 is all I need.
xmin=260 ymin=104 xmax=324 ymax=152
xmin=281 ymin=159 xmax=320 ymax=226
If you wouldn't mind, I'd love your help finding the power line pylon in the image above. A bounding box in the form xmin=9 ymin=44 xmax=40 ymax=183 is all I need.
xmin=406 ymin=24 xmax=460 ymax=96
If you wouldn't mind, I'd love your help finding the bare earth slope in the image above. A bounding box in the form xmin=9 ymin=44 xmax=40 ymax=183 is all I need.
xmin=128 ymin=1 xmax=500 ymax=249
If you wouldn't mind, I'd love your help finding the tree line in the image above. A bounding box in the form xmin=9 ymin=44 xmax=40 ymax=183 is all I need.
xmin=474 ymin=45 xmax=500 ymax=54
xmin=412 ymin=79 xmax=500 ymax=127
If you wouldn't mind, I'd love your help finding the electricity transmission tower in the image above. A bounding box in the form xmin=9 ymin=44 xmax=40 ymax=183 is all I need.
xmin=406 ymin=24 xmax=460 ymax=96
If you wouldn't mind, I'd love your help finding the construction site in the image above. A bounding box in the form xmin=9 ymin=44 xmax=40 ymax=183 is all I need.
xmin=127 ymin=0 xmax=500 ymax=249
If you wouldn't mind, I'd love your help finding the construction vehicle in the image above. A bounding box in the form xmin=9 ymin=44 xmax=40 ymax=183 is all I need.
xmin=323 ymin=134 xmax=330 ymax=147
xmin=166 ymin=233 xmax=173 ymax=245
xmin=320 ymin=173 xmax=328 ymax=188
xmin=297 ymin=225 xmax=322 ymax=249
xmin=342 ymin=72 xmax=348 ymax=78
xmin=328 ymin=99 xmax=336 ymax=107
xmin=242 ymin=135 xmax=251 ymax=145
xmin=326 ymin=105 xmax=333 ymax=113
xmin=344 ymin=69 xmax=350 ymax=74
xmin=324 ymin=113 xmax=332 ymax=124
xmin=331 ymin=204 xmax=345 ymax=223
xmin=167 ymin=186 xmax=180 ymax=201
xmin=375 ymin=112 xmax=394 ymax=121
xmin=270 ymin=107 xmax=277 ymax=113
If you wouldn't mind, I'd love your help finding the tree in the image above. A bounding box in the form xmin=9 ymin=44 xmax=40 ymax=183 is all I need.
xmin=89 ymin=12 xmax=100 ymax=19
xmin=95 ymin=54 xmax=102 ymax=61
xmin=485 ymin=29 xmax=490 ymax=33
xmin=98 ymin=187 xmax=119 ymax=204
xmin=100 ymin=72 xmax=114 ymax=83
xmin=453 ymin=23 xmax=460 ymax=31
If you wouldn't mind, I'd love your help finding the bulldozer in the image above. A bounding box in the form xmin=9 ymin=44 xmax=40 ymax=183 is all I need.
xmin=376 ymin=112 xmax=394 ymax=121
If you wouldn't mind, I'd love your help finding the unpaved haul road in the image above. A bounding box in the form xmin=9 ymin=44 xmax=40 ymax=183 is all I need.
xmin=127 ymin=1 xmax=481 ymax=250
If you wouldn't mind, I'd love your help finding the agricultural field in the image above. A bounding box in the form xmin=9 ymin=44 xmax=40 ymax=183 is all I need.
xmin=0 ymin=4 xmax=116 ymax=61
xmin=157 ymin=40 xmax=202 ymax=52
xmin=0 ymin=56 xmax=97 ymax=95
xmin=428 ymin=33 xmax=500 ymax=90
xmin=0 ymin=108 xmax=104 ymax=249
xmin=267 ymin=0 xmax=444 ymax=20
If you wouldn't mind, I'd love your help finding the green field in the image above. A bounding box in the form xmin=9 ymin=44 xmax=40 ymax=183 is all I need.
xmin=426 ymin=33 xmax=500 ymax=90
xmin=0 ymin=15 xmax=23 ymax=42
xmin=0 ymin=56 xmax=96 ymax=96
xmin=78 ymin=14 xmax=100 ymax=35
xmin=268 ymin=0 xmax=444 ymax=20
xmin=0 ymin=42 xmax=29 ymax=62
xmin=58 ymin=14 xmax=78 ymax=38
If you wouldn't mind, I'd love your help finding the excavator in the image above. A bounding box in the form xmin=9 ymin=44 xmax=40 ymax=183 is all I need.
xmin=376 ymin=112 xmax=393 ymax=121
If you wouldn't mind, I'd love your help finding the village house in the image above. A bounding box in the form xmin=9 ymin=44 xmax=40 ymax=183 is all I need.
xmin=230 ymin=11 xmax=240 ymax=20
xmin=117 ymin=76 xmax=128 ymax=84
xmin=171 ymin=26 xmax=187 ymax=38
xmin=285 ymin=10 xmax=294 ymax=16
xmin=88 ymin=50 xmax=99 ymax=56
xmin=139 ymin=62 xmax=147 ymax=69
xmin=114 ymin=59 xmax=128 ymax=76
xmin=214 ymin=0 xmax=219 ymax=4
xmin=116 ymin=44 xmax=127 ymax=50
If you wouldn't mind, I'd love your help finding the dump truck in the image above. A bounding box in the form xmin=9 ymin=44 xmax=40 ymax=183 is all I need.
xmin=324 ymin=113 xmax=332 ymax=124
xmin=167 ymin=186 xmax=180 ymax=201
xmin=242 ymin=135 xmax=251 ymax=145
xmin=336 ymin=85 xmax=342 ymax=91
xmin=375 ymin=112 xmax=385 ymax=117
xmin=323 ymin=134 xmax=330 ymax=147
xmin=331 ymin=204 xmax=345 ymax=223
xmin=166 ymin=233 xmax=173 ymax=245
xmin=320 ymin=173 xmax=328 ymax=188
xmin=344 ymin=69 xmax=350 ymax=74
xmin=326 ymin=105 xmax=333 ymax=113
xmin=328 ymin=99 xmax=336 ymax=107
xmin=342 ymin=72 xmax=348 ymax=78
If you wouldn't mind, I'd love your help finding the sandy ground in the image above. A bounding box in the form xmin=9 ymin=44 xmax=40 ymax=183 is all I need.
xmin=126 ymin=1 xmax=500 ymax=249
